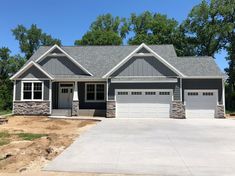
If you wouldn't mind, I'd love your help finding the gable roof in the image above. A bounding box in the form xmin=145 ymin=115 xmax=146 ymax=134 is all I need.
xmin=23 ymin=44 xmax=224 ymax=79
xmin=10 ymin=61 xmax=54 ymax=80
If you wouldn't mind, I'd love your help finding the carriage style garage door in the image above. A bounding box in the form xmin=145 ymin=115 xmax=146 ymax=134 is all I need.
xmin=116 ymin=90 xmax=173 ymax=118
xmin=184 ymin=90 xmax=218 ymax=118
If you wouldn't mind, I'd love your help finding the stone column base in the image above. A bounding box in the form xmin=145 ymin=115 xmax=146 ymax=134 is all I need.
xmin=215 ymin=105 xmax=225 ymax=118
xmin=72 ymin=101 xmax=79 ymax=116
xmin=170 ymin=100 xmax=185 ymax=119
xmin=13 ymin=101 xmax=50 ymax=115
xmin=106 ymin=100 xmax=116 ymax=118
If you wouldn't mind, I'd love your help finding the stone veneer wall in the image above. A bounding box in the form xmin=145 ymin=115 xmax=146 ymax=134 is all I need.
xmin=106 ymin=100 xmax=116 ymax=118
xmin=13 ymin=101 xmax=50 ymax=115
xmin=215 ymin=105 xmax=225 ymax=118
xmin=72 ymin=101 xmax=79 ymax=116
xmin=170 ymin=100 xmax=185 ymax=119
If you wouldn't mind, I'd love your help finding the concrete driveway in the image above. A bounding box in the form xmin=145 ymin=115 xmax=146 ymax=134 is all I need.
xmin=44 ymin=118 xmax=235 ymax=176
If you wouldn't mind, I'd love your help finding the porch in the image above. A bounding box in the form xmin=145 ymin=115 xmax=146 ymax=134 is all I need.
xmin=51 ymin=81 xmax=106 ymax=117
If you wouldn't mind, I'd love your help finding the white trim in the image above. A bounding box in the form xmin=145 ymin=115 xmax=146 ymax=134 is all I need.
xmin=222 ymin=79 xmax=225 ymax=115
xmin=85 ymin=83 xmax=106 ymax=102
xmin=53 ymin=78 xmax=106 ymax=82
xmin=114 ymin=89 xmax=173 ymax=102
xmin=10 ymin=61 xmax=54 ymax=80
xmin=35 ymin=44 xmax=93 ymax=76
xmin=21 ymin=80 xmax=44 ymax=101
xmin=183 ymin=76 xmax=225 ymax=79
xmin=13 ymin=81 xmax=16 ymax=101
xmin=49 ymin=81 xmax=52 ymax=114
xmin=106 ymin=81 xmax=109 ymax=101
xmin=73 ymin=81 xmax=78 ymax=101
xmin=16 ymin=78 xmax=51 ymax=81
xmin=111 ymin=79 xmax=178 ymax=83
xmin=180 ymin=78 xmax=182 ymax=101
xmin=103 ymin=43 xmax=185 ymax=78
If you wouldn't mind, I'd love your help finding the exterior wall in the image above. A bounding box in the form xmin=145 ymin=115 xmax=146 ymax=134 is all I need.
xmin=13 ymin=101 xmax=50 ymax=115
xmin=215 ymin=105 xmax=225 ymax=118
xmin=182 ymin=79 xmax=223 ymax=104
xmin=136 ymin=47 xmax=150 ymax=53
xmin=39 ymin=56 xmax=89 ymax=76
xmin=15 ymin=80 xmax=50 ymax=101
xmin=52 ymin=82 xmax=59 ymax=109
xmin=72 ymin=101 xmax=79 ymax=116
xmin=78 ymin=82 xmax=106 ymax=109
xmin=106 ymin=100 xmax=116 ymax=118
xmin=170 ymin=101 xmax=185 ymax=119
xmin=108 ymin=80 xmax=180 ymax=101
xmin=111 ymin=56 xmax=178 ymax=77
xmin=19 ymin=65 xmax=49 ymax=79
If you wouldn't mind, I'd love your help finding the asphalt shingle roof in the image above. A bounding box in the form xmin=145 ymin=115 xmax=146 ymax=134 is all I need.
xmin=27 ymin=45 xmax=224 ymax=78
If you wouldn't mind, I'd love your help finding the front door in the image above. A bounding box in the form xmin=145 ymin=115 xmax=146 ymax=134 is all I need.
xmin=59 ymin=84 xmax=73 ymax=109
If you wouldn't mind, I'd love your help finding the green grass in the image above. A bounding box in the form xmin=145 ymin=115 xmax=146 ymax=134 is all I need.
xmin=0 ymin=131 xmax=10 ymax=146
xmin=16 ymin=133 xmax=48 ymax=141
xmin=0 ymin=110 xmax=11 ymax=116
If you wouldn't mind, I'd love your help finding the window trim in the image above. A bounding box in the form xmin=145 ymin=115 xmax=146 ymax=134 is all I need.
xmin=21 ymin=81 xmax=44 ymax=101
xmin=85 ymin=83 xmax=106 ymax=102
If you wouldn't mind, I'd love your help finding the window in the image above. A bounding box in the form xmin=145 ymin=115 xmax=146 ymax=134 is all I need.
xmin=159 ymin=92 xmax=170 ymax=95
xmin=203 ymin=92 xmax=213 ymax=96
xmin=145 ymin=92 xmax=156 ymax=95
xmin=131 ymin=91 xmax=142 ymax=95
xmin=118 ymin=91 xmax=128 ymax=95
xmin=22 ymin=82 xmax=43 ymax=100
xmin=188 ymin=92 xmax=198 ymax=96
xmin=85 ymin=84 xmax=105 ymax=102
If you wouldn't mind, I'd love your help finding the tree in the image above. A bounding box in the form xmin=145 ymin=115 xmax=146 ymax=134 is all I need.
xmin=128 ymin=11 xmax=194 ymax=56
xmin=0 ymin=48 xmax=25 ymax=110
xmin=75 ymin=14 xmax=129 ymax=45
xmin=12 ymin=24 xmax=61 ymax=60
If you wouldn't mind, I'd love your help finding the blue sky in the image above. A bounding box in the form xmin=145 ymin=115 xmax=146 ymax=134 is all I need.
xmin=0 ymin=0 xmax=228 ymax=71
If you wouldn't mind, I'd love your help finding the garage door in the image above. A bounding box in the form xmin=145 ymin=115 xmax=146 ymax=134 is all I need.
xmin=184 ymin=90 xmax=218 ymax=118
xmin=116 ymin=90 xmax=172 ymax=118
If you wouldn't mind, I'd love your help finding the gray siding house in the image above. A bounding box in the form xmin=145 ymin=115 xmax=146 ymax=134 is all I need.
xmin=10 ymin=43 xmax=226 ymax=119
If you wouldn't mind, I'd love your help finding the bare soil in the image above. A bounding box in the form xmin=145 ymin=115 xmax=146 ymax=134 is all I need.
xmin=0 ymin=116 xmax=101 ymax=176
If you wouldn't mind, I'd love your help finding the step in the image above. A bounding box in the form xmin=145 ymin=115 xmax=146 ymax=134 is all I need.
xmin=51 ymin=109 xmax=71 ymax=117
xmin=79 ymin=109 xmax=106 ymax=117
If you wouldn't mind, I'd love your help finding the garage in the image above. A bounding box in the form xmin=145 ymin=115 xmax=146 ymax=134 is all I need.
xmin=184 ymin=90 xmax=218 ymax=118
xmin=116 ymin=89 xmax=173 ymax=118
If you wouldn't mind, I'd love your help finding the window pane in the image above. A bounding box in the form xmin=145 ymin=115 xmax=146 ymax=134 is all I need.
xmin=23 ymin=92 xmax=31 ymax=99
xmin=96 ymin=84 xmax=104 ymax=91
xmin=34 ymin=83 xmax=42 ymax=91
xmin=87 ymin=84 xmax=95 ymax=92
xmin=23 ymin=83 xmax=31 ymax=91
xmin=87 ymin=93 xmax=95 ymax=100
xmin=34 ymin=92 xmax=42 ymax=99
xmin=96 ymin=92 xmax=104 ymax=100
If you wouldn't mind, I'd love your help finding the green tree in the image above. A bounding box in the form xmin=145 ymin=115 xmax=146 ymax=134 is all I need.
xmin=128 ymin=11 xmax=194 ymax=56
xmin=75 ymin=14 xmax=129 ymax=45
xmin=0 ymin=48 xmax=25 ymax=110
xmin=12 ymin=24 xmax=61 ymax=60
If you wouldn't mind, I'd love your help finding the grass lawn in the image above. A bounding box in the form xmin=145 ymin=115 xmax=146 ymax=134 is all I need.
xmin=0 ymin=110 xmax=12 ymax=116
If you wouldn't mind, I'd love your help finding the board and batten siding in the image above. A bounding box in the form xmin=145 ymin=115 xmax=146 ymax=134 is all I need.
xmin=182 ymin=79 xmax=223 ymax=104
xmin=18 ymin=65 xmax=49 ymax=79
xmin=15 ymin=80 xmax=50 ymax=101
xmin=111 ymin=56 xmax=178 ymax=77
xmin=108 ymin=79 xmax=180 ymax=101
xmin=39 ymin=56 xmax=89 ymax=75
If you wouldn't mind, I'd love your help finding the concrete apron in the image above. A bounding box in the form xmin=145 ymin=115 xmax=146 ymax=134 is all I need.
xmin=44 ymin=118 xmax=235 ymax=176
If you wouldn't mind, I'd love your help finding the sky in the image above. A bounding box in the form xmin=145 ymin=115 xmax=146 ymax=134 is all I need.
xmin=0 ymin=0 xmax=228 ymax=71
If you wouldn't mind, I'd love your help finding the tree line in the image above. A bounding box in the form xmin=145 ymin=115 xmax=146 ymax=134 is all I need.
xmin=0 ymin=0 xmax=234 ymax=111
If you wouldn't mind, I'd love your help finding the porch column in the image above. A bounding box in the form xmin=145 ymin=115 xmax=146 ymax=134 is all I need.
xmin=72 ymin=81 xmax=79 ymax=116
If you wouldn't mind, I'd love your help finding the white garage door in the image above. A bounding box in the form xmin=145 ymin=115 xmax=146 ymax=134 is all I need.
xmin=184 ymin=90 xmax=218 ymax=118
xmin=116 ymin=90 xmax=173 ymax=118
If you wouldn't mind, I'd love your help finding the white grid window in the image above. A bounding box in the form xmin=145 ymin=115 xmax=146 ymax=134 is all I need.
xmin=23 ymin=82 xmax=43 ymax=100
xmin=86 ymin=84 xmax=105 ymax=102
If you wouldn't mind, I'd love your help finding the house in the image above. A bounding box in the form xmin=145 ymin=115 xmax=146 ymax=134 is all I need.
xmin=10 ymin=43 xmax=226 ymax=119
